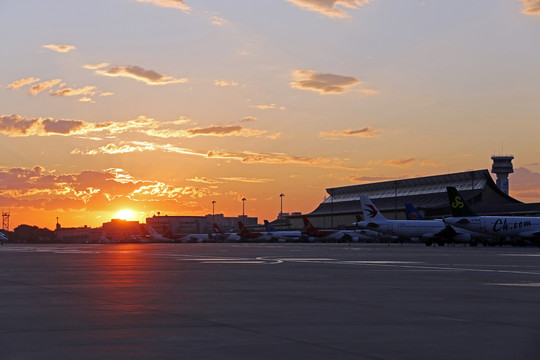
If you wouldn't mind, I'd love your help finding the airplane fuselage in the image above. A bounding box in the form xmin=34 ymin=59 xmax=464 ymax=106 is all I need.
xmin=357 ymin=220 xmax=450 ymax=239
xmin=444 ymin=216 xmax=540 ymax=239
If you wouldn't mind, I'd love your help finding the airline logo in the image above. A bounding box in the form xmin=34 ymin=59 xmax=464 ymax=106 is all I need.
xmin=451 ymin=196 xmax=464 ymax=209
xmin=364 ymin=205 xmax=378 ymax=218
xmin=410 ymin=212 xmax=420 ymax=220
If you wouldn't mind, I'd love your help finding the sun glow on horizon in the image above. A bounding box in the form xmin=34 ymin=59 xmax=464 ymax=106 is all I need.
xmin=114 ymin=209 xmax=134 ymax=221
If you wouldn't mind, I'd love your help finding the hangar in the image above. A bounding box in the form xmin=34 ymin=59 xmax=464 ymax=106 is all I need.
xmin=288 ymin=169 xmax=540 ymax=230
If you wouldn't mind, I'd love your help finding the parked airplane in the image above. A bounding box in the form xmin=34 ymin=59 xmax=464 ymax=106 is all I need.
xmin=404 ymin=201 xmax=485 ymax=245
xmin=0 ymin=232 xmax=7 ymax=244
xmin=405 ymin=203 xmax=425 ymax=220
xmin=145 ymin=225 xmax=175 ymax=242
xmin=263 ymin=220 xmax=302 ymax=242
xmin=356 ymin=196 xmax=470 ymax=246
xmin=444 ymin=186 xmax=540 ymax=245
xmin=213 ymin=223 xmax=241 ymax=242
xmin=237 ymin=221 xmax=270 ymax=242
xmin=302 ymin=217 xmax=374 ymax=242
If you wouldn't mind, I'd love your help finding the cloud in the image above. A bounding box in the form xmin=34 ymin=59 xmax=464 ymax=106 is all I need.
xmin=349 ymin=175 xmax=394 ymax=182
xmin=0 ymin=114 xmax=157 ymax=137
xmin=214 ymin=79 xmax=239 ymax=87
xmin=136 ymin=0 xmax=191 ymax=12
xmin=50 ymin=86 xmax=97 ymax=97
xmin=43 ymin=44 xmax=76 ymax=53
xmin=83 ymin=63 xmax=110 ymax=70
xmin=520 ymin=0 xmax=540 ymax=14
xmin=384 ymin=158 xmax=417 ymax=167
xmin=0 ymin=165 xmax=207 ymax=213
xmin=319 ymin=127 xmax=377 ymax=139
xmin=251 ymin=103 xmax=287 ymax=110
xmin=220 ymin=177 xmax=274 ymax=183
xmin=92 ymin=65 xmax=188 ymax=85
xmin=267 ymin=132 xmax=282 ymax=139
xmin=210 ymin=15 xmax=227 ymax=25
xmin=73 ymin=141 xmax=353 ymax=169
xmin=420 ymin=160 xmax=440 ymax=167
xmin=27 ymin=79 xmax=62 ymax=95
xmin=291 ymin=70 xmax=361 ymax=94
xmin=7 ymin=77 xmax=40 ymax=90
xmin=187 ymin=177 xmax=223 ymax=184
xmin=0 ymin=115 xmax=40 ymax=136
xmin=241 ymin=116 xmax=257 ymax=123
xmin=285 ymin=0 xmax=373 ymax=18
xmin=147 ymin=125 xmax=267 ymax=138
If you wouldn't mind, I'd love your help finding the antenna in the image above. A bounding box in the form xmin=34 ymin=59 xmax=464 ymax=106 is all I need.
xmin=2 ymin=210 xmax=10 ymax=231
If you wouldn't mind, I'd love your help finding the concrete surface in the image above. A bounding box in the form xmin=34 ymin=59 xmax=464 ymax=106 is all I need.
xmin=1 ymin=243 xmax=539 ymax=359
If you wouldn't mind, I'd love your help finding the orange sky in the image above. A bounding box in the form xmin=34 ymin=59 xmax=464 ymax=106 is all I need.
xmin=1 ymin=0 xmax=540 ymax=229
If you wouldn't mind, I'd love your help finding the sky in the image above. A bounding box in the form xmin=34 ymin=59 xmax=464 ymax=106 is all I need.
xmin=1 ymin=0 xmax=540 ymax=229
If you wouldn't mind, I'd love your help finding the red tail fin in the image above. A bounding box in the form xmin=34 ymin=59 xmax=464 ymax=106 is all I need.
xmin=303 ymin=217 xmax=316 ymax=232
xmin=237 ymin=221 xmax=251 ymax=236
xmin=213 ymin=223 xmax=224 ymax=234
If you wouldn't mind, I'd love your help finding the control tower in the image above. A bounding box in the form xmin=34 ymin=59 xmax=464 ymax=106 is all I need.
xmin=491 ymin=155 xmax=514 ymax=195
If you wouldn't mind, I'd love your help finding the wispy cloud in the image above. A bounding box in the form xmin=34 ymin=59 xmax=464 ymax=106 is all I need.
xmin=319 ymin=127 xmax=378 ymax=139
xmin=520 ymin=0 xmax=540 ymax=14
xmin=291 ymin=70 xmax=362 ymax=94
xmin=43 ymin=44 xmax=76 ymax=53
xmin=251 ymin=103 xmax=287 ymax=110
xmin=285 ymin=0 xmax=373 ymax=18
xmin=92 ymin=64 xmax=188 ymax=85
xmin=136 ymin=0 xmax=191 ymax=12
xmin=210 ymin=14 xmax=227 ymax=25
xmin=349 ymin=175 xmax=394 ymax=182
xmin=241 ymin=116 xmax=257 ymax=123
xmin=384 ymin=158 xmax=417 ymax=167
xmin=72 ymin=141 xmax=353 ymax=169
xmin=27 ymin=79 xmax=62 ymax=95
xmin=220 ymin=177 xmax=274 ymax=183
xmin=50 ymin=86 xmax=97 ymax=97
xmin=83 ymin=63 xmax=110 ymax=70
xmin=214 ymin=79 xmax=239 ymax=87
xmin=147 ymin=125 xmax=267 ymax=138
xmin=187 ymin=177 xmax=224 ymax=184
xmin=0 ymin=114 xmax=270 ymax=140
xmin=0 ymin=114 xmax=155 ymax=137
xmin=7 ymin=77 xmax=40 ymax=90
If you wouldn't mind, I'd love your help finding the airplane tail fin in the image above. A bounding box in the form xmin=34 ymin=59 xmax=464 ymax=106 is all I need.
xmin=237 ymin=221 xmax=251 ymax=236
xmin=446 ymin=186 xmax=478 ymax=217
xmin=405 ymin=203 xmax=425 ymax=220
xmin=302 ymin=217 xmax=317 ymax=233
xmin=264 ymin=220 xmax=276 ymax=232
xmin=213 ymin=223 xmax=224 ymax=234
xmin=359 ymin=196 xmax=388 ymax=222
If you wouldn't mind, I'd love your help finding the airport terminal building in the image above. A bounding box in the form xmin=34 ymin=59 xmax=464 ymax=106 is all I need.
xmin=289 ymin=169 xmax=540 ymax=230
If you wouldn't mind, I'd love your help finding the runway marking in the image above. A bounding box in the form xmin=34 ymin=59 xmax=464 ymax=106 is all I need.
xmin=499 ymin=253 xmax=540 ymax=257
xmin=487 ymin=282 xmax=540 ymax=287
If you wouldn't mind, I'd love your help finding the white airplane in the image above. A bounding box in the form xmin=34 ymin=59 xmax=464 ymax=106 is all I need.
xmin=0 ymin=232 xmax=7 ymax=244
xmin=213 ymin=223 xmax=241 ymax=242
xmin=356 ymin=195 xmax=471 ymax=245
xmin=302 ymin=217 xmax=377 ymax=242
xmin=263 ymin=220 xmax=302 ymax=242
xmin=444 ymin=186 xmax=540 ymax=245
xmin=145 ymin=225 xmax=175 ymax=242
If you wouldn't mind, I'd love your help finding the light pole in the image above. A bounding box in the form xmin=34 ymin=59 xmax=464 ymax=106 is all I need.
xmin=212 ymin=200 xmax=216 ymax=227
xmin=242 ymin=198 xmax=246 ymax=223
xmin=279 ymin=193 xmax=284 ymax=230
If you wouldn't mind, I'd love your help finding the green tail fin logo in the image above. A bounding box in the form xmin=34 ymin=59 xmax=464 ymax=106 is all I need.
xmin=446 ymin=186 xmax=478 ymax=217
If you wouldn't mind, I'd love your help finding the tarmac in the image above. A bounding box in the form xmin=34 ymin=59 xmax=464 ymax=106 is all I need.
xmin=1 ymin=243 xmax=539 ymax=360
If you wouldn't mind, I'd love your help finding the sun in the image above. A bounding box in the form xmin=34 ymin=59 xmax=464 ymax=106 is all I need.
xmin=114 ymin=209 xmax=134 ymax=221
